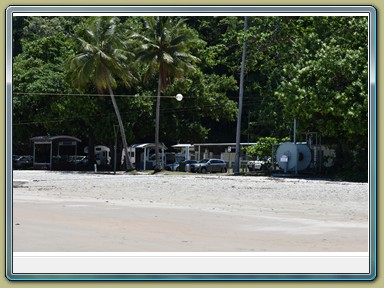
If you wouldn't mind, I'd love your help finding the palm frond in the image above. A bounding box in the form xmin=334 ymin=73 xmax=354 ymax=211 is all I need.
xmin=67 ymin=16 xmax=136 ymax=92
xmin=130 ymin=32 xmax=152 ymax=43
xmin=132 ymin=16 xmax=200 ymax=92
xmin=161 ymin=52 xmax=174 ymax=64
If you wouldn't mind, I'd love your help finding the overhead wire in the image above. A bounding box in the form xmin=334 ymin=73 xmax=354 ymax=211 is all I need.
xmin=12 ymin=91 xmax=282 ymax=126
xmin=13 ymin=92 xmax=180 ymax=98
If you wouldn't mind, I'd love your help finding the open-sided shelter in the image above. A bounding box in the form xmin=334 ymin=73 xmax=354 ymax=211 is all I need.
xmin=30 ymin=135 xmax=81 ymax=170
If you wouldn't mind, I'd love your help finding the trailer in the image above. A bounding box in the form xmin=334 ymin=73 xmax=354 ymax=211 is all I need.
xmin=121 ymin=143 xmax=167 ymax=170
xmin=84 ymin=145 xmax=111 ymax=166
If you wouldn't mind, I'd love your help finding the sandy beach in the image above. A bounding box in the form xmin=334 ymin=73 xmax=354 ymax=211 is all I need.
xmin=12 ymin=170 xmax=369 ymax=252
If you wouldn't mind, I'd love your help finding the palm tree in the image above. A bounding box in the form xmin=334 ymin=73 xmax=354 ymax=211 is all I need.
xmin=131 ymin=16 xmax=200 ymax=171
xmin=67 ymin=17 xmax=135 ymax=171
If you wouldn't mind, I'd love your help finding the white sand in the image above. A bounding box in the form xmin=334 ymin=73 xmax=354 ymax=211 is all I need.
xmin=12 ymin=170 xmax=369 ymax=252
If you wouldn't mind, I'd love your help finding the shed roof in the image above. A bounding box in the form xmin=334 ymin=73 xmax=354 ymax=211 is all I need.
xmin=129 ymin=143 xmax=167 ymax=150
xmin=171 ymin=144 xmax=192 ymax=148
xmin=193 ymin=142 xmax=256 ymax=147
xmin=30 ymin=135 xmax=82 ymax=143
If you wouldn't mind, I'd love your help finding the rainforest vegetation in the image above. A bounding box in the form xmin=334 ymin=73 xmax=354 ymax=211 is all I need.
xmin=12 ymin=15 xmax=369 ymax=180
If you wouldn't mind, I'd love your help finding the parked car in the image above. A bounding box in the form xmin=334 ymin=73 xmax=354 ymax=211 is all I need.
xmin=164 ymin=162 xmax=180 ymax=171
xmin=13 ymin=155 xmax=33 ymax=169
xmin=69 ymin=155 xmax=88 ymax=165
xmin=247 ymin=157 xmax=271 ymax=171
xmin=190 ymin=159 xmax=227 ymax=173
xmin=177 ymin=160 xmax=198 ymax=172
xmin=247 ymin=160 xmax=265 ymax=171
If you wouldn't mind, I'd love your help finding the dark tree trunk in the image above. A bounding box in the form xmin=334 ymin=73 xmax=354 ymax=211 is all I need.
xmin=88 ymin=128 xmax=96 ymax=168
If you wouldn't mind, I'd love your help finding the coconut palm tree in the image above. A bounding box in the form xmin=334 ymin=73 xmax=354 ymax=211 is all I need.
xmin=130 ymin=16 xmax=200 ymax=171
xmin=67 ymin=16 xmax=135 ymax=171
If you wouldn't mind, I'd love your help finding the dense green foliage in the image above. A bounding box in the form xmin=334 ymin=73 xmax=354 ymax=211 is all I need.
xmin=67 ymin=17 xmax=139 ymax=170
xmin=245 ymin=137 xmax=291 ymax=160
xmin=12 ymin=15 xmax=370 ymax=180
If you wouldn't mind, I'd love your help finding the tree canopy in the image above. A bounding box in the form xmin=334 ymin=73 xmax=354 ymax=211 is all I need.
xmin=12 ymin=15 xmax=370 ymax=179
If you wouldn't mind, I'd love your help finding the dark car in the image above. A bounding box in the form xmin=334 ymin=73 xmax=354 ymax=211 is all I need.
xmin=164 ymin=162 xmax=180 ymax=171
xmin=13 ymin=155 xmax=33 ymax=169
xmin=70 ymin=155 xmax=89 ymax=165
xmin=177 ymin=160 xmax=198 ymax=172
xmin=190 ymin=159 xmax=227 ymax=174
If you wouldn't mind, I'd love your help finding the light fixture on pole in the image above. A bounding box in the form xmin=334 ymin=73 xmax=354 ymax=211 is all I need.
xmin=175 ymin=93 xmax=183 ymax=101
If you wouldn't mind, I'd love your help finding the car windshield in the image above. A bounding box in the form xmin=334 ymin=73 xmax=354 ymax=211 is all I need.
xmin=198 ymin=159 xmax=209 ymax=163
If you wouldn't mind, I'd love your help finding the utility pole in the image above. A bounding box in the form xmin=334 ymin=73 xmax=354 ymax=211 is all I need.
xmin=234 ymin=16 xmax=248 ymax=175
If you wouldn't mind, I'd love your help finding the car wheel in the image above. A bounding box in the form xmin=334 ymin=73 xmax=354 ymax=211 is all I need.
xmin=201 ymin=167 xmax=207 ymax=174
xmin=221 ymin=167 xmax=227 ymax=173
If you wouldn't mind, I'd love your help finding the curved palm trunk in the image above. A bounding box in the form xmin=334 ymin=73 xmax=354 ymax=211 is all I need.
xmin=154 ymin=72 xmax=162 ymax=171
xmin=105 ymin=73 xmax=134 ymax=171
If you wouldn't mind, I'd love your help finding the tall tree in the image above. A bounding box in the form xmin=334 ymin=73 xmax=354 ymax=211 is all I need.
xmin=67 ymin=16 xmax=136 ymax=171
xmin=274 ymin=16 xmax=368 ymax=177
xmin=13 ymin=17 xmax=79 ymax=153
xmin=130 ymin=16 xmax=201 ymax=170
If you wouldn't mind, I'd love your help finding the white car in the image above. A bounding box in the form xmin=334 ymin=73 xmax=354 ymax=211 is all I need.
xmin=247 ymin=160 xmax=264 ymax=171
xmin=247 ymin=158 xmax=271 ymax=171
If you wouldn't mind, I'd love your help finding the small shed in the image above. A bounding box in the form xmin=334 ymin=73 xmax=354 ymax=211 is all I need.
xmin=30 ymin=135 xmax=81 ymax=170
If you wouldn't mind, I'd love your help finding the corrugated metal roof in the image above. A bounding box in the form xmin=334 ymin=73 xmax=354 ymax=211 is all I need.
xmin=193 ymin=143 xmax=256 ymax=146
xmin=128 ymin=143 xmax=167 ymax=150
xmin=30 ymin=135 xmax=81 ymax=143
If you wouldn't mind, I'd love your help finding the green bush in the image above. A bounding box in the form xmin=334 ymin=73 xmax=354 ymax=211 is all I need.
xmin=246 ymin=137 xmax=290 ymax=160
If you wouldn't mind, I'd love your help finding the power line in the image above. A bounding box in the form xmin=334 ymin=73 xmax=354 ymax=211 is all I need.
xmin=13 ymin=98 xmax=284 ymax=126
xmin=12 ymin=92 xmax=185 ymax=99
xmin=13 ymin=92 xmax=278 ymax=102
